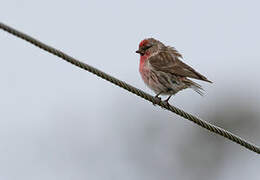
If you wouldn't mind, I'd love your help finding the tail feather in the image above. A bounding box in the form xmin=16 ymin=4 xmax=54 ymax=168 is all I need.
xmin=183 ymin=78 xmax=205 ymax=96
xmin=191 ymin=83 xmax=205 ymax=96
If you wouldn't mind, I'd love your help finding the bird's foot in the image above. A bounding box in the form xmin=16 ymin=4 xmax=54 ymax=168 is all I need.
xmin=152 ymin=92 xmax=163 ymax=106
xmin=153 ymin=96 xmax=162 ymax=106
xmin=162 ymin=95 xmax=172 ymax=108
xmin=162 ymin=99 xmax=171 ymax=108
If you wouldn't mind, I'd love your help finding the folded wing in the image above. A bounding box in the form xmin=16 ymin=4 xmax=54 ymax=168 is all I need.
xmin=149 ymin=48 xmax=212 ymax=83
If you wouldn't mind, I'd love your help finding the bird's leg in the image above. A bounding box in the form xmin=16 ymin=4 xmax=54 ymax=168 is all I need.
xmin=153 ymin=92 xmax=162 ymax=105
xmin=163 ymin=95 xmax=172 ymax=107
xmin=155 ymin=92 xmax=162 ymax=99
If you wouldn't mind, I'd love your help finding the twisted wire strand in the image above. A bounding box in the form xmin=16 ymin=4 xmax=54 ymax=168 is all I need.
xmin=0 ymin=22 xmax=259 ymax=154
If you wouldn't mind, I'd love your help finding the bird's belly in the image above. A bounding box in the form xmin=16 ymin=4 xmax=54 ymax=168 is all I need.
xmin=140 ymin=66 xmax=151 ymax=87
xmin=140 ymin=67 xmax=185 ymax=95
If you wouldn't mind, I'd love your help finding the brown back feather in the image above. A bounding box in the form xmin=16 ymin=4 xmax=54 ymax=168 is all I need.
xmin=149 ymin=47 xmax=212 ymax=83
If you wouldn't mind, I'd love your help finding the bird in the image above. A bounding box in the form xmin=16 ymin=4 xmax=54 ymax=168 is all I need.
xmin=136 ymin=38 xmax=212 ymax=104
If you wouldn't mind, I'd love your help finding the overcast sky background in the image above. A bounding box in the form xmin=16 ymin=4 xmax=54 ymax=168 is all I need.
xmin=1 ymin=0 xmax=260 ymax=180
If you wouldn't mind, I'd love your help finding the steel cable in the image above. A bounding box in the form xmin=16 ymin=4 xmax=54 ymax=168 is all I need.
xmin=0 ymin=22 xmax=259 ymax=154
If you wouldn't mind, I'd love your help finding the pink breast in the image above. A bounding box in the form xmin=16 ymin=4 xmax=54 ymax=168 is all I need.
xmin=139 ymin=55 xmax=150 ymax=85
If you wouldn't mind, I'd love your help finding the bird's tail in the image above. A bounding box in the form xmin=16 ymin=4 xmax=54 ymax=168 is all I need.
xmin=183 ymin=78 xmax=205 ymax=96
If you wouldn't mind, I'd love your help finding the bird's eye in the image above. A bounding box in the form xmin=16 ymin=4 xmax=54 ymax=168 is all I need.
xmin=142 ymin=45 xmax=152 ymax=51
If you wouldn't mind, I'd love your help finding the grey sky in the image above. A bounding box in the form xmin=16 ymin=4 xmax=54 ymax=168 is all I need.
xmin=1 ymin=1 xmax=260 ymax=180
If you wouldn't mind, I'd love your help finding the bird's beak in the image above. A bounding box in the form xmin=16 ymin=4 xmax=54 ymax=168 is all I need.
xmin=136 ymin=50 xmax=141 ymax=54
xmin=136 ymin=49 xmax=145 ymax=55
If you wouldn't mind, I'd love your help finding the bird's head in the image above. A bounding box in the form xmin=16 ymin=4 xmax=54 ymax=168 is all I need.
xmin=136 ymin=38 xmax=164 ymax=56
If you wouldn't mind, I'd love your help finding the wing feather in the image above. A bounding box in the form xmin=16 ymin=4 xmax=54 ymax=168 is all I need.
xmin=149 ymin=48 xmax=212 ymax=83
